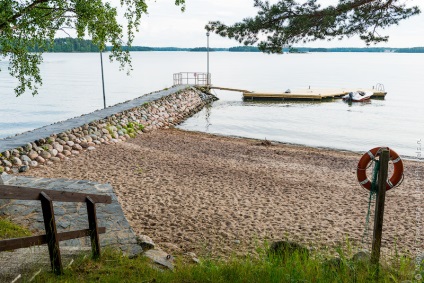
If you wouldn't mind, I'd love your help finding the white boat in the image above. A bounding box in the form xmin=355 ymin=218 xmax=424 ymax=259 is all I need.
xmin=342 ymin=91 xmax=373 ymax=102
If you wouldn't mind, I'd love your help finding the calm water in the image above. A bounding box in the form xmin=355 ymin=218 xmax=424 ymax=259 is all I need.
xmin=1 ymin=52 xmax=423 ymax=157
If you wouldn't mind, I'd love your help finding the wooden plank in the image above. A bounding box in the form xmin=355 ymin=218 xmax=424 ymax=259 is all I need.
xmin=371 ymin=149 xmax=389 ymax=265
xmin=0 ymin=227 xmax=106 ymax=252
xmin=210 ymin=86 xmax=252 ymax=93
xmin=40 ymin=192 xmax=63 ymax=275
xmin=86 ymin=196 xmax=101 ymax=259
xmin=0 ymin=185 xmax=112 ymax=204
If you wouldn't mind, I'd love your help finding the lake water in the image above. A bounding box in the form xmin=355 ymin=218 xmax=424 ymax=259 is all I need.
xmin=1 ymin=52 xmax=423 ymax=158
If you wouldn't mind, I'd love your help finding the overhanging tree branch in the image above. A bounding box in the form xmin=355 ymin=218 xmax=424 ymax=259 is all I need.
xmin=206 ymin=0 xmax=420 ymax=53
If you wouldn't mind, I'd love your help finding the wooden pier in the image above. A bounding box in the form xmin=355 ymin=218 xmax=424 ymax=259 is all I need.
xmin=210 ymin=86 xmax=386 ymax=101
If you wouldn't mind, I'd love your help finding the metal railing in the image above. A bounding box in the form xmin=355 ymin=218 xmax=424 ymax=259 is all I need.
xmin=173 ymin=72 xmax=211 ymax=86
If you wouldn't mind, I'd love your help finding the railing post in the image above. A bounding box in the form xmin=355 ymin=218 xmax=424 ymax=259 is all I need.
xmin=86 ymin=196 xmax=101 ymax=259
xmin=40 ymin=192 xmax=63 ymax=275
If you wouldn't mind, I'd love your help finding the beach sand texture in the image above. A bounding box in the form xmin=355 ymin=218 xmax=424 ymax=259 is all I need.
xmin=23 ymin=129 xmax=424 ymax=257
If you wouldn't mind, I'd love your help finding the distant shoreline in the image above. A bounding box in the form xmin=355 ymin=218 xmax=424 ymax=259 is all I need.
xmin=30 ymin=37 xmax=424 ymax=53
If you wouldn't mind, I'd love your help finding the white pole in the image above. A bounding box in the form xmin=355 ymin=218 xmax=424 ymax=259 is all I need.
xmin=100 ymin=50 xmax=106 ymax=109
xmin=206 ymin=32 xmax=210 ymax=85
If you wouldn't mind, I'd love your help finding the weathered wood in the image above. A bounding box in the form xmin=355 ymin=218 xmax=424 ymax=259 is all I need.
xmin=0 ymin=227 xmax=106 ymax=252
xmin=0 ymin=185 xmax=112 ymax=204
xmin=40 ymin=192 xmax=63 ymax=275
xmin=242 ymin=88 xmax=387 ymax=100
xmin=371 ymin=149 xmax=389 ymax=265
xmin=86 ymin=196 xmax=101 ymax=259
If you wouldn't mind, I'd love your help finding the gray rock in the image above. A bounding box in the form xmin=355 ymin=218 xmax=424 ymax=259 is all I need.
xmin=144 ymin=249 xmax=174 ymax=270
xmin=29 ymin=161 xmax=38 ymax=167
xmin=87 ymin=146 xmax=96 ymax=151
xmin=72 ymin=144 xmax=83 ymax=151
xmin=40 ymin=151 xmax=51 ymax=159
xmin=18 ymin=165 xmax=29 ymax=173
xmin=66 ymin=141 xmax=75 ymax=147
xmin=136 ymin=235 xmax=155 ymax=250
xmin=2 ymin=150 xmax=10 ymax=159
xmin=12 ymin=157 xmax=22 ymax=166
xmin=351 ymin=251 xmax=371 ymax=263
xmin=20 ymin=155 xmax=31 ymax=163
xmin=50 ymin=157 xmax=61 ymax=162
xmin=80 ymin=142 xmax=89 ymax=149
xmin=2 ymin=160 xmax=12 ymax=167
xmin=28 ymin=150 xmax=38 ymax=160
xmin=49 ymin=149 xmax=58 ymax=157
xmin=53 ymin=143 xmax=64 ymax=152
xmin=23 ymin=143 xmax=32 ymax=151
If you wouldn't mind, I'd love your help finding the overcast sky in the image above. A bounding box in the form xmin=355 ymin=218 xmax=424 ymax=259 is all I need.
xmin=108 ymin=0 xmax=424 ymax=48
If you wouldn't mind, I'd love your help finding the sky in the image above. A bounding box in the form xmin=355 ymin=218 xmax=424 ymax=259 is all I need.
xmin=81 ymin=0 xmax=424 ymax=48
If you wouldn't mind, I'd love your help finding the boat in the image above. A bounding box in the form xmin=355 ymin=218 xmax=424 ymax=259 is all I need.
xmin=342 ymin=91 xmax=373 ymax=102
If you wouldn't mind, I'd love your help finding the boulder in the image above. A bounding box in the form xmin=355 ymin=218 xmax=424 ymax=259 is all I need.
xmin=136 ymin=235 xmax=155 ymax=250
xmin=144 ymin=249 xmax=174 ymax=270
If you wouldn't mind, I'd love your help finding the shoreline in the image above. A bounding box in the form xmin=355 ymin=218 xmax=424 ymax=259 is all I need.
xmin=21 ymin=128 xmax=424 ymax=258
xmin=177 ymin=129 xmax=424 ymax=162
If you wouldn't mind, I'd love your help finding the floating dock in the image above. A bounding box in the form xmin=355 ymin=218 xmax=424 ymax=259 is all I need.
xmin=242 ymin=88 xmax=387 ymax=100
xmin=210 ymin=86 xmax=387 ymax=101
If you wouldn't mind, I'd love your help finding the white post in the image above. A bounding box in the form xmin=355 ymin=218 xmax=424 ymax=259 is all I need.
xmin=206 ymin=32 xmax=210 ymax=86
xmin=100 ymin=50 xmax=106 ymax=109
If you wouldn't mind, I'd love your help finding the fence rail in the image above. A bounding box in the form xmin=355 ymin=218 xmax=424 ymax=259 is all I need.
xmin=173 ymin=72 xmax=211 ymax=86
xmin=0 ymin=185 xmax=112 ymax=275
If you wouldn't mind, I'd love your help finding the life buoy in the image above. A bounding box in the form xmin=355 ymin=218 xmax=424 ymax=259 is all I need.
xmin=357 ymin=147 xmax=404 ymax=191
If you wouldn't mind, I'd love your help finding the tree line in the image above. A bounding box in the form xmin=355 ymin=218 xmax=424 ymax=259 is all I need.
xmin=32 ymin=38 xmax=424 ymax=54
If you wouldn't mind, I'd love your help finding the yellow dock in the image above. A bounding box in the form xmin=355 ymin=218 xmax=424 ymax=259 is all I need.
xmin=242 ymin=88 xmax=386 ymax=100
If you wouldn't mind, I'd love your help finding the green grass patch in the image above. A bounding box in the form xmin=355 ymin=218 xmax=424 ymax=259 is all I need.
xmin=0 ymin=217 xmax=31 ymax=240
xmin=30 ymin=245 xmax=423 ymax=283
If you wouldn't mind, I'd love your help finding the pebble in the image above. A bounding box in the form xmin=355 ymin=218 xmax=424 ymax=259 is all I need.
xmin=87 ymin=147 xmax=96 ymax=151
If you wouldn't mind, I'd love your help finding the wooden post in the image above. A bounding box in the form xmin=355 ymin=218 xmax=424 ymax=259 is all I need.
xmin=86 ymin=196 xmax=101 ymax=259
xmin=371 ymin=149 xmax=389 ymax=265
xmin=40 ymin=192 xmax=63 ymax=275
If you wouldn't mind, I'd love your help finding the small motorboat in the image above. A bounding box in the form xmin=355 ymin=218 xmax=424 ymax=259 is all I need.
xmin=342 ymin=91 xmax=373 ymax=102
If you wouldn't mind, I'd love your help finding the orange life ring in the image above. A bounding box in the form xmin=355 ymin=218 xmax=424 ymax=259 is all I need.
xmin=357 ymin=147 xmax=404 ymax=191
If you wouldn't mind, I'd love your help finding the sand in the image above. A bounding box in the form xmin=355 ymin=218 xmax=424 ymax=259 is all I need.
xmin=23 ymin=129 xmax=424 ymax=257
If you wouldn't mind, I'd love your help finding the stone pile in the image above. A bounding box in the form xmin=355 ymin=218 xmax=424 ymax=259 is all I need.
xmin=0 ymin=87 xmax=216 ymax=174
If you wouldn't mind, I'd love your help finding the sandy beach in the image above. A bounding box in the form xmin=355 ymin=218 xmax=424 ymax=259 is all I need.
xmin=23 ymin=129 xmax=424 ymax=257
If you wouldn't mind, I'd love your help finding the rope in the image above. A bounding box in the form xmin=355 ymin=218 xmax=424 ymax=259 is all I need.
xmin=361 ymin=159 xmax=380 ymax=246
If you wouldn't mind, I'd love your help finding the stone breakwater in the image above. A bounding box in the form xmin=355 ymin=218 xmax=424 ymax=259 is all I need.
xmin=0 ymin=87 xmax=216 ymax=174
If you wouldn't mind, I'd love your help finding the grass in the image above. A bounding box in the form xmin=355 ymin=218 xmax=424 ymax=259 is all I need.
xmin=0 ymin=217 xmax=32 ymax=240
xmin=29 ymin=244 xmax=423 ymax=283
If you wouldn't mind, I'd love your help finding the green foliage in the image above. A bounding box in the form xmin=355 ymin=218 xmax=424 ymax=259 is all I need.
xmin=0 ymin=0 xmax=186 ymax=96
xmin=29 ymin=38 xmax=100 ymax=53
xmin=229 ymin=46 xmax=261 ymax=52
xmin=206 ymin=0 xmax=421 ymax=54
xmin=0 ymin=218 xmax=31 ymax=240
xmin=30 ymin=245 xmax=423 ymax=283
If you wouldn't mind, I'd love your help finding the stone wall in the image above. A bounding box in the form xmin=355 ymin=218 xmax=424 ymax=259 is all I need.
xmin=0 ymin=86 xmax=216 ymax=175
xmin=0 ymin=86 xmax=216 ymax=253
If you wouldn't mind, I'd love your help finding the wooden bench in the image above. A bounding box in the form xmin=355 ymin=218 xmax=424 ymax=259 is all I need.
xmin=0 ymin=184 xmax=112 ymax=274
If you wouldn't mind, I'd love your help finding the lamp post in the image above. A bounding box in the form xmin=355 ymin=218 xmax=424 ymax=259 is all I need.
xmin=206 ymin=31 xmax=210 ymax=86
xmin=100 ymin=50 xmax=106 ymax=109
